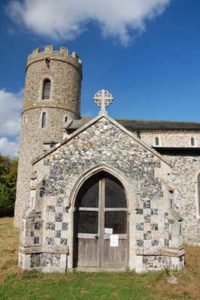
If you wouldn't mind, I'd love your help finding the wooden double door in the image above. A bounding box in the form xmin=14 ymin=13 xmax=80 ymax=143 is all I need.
xmin=74 ymin=172 xmax=128 ymax=269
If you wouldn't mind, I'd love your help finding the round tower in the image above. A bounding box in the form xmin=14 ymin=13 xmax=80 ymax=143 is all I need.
xmin=14 ymin=45 xmax=82 ymax=227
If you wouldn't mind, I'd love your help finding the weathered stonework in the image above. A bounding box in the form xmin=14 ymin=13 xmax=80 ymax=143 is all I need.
xmin=165 ymin=155 xmax=200 ymax=245
xmin=137 ymin=130 xmax=200 ymax=245
xmin=19 ymin=116 xmax=184 ymax=272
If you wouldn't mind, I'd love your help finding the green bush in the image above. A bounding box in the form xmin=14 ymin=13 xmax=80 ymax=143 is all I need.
xmin=0 ymin=155 xmax=18 ymax=217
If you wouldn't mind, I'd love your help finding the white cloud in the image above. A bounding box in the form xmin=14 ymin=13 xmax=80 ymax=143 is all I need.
xmin=0 ymin=137 xmax=19 ymax=157
xmin=0 ymin=89 xmax=22 ymax=157
xmin=0 ymin=89 xmax=22 ymax=137
xmin=7 ymin=0 xmax=171 ymax=45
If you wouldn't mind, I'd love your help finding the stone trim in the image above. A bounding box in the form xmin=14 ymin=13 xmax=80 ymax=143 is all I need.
xmin=26 ymin=58 xmax=82 ymax=75
xmin=22 ymin=106 xmax=79 ymax=116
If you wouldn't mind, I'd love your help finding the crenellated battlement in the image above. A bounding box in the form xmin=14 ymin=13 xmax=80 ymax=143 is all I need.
xmin=27 ymin=45 xmax=82 ymax=66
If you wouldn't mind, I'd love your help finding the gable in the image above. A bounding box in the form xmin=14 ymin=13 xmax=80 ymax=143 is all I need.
xmin=34 ymin=115 xmax=171 ymax=168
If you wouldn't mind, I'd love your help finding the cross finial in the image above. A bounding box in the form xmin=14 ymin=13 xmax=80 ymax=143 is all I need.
xmin=93 ymin=89 xmax=113 ymax=115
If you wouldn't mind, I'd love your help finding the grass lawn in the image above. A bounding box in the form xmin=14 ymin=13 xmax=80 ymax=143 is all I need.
xmin=0 ymin=218 xmax=200 ymax=300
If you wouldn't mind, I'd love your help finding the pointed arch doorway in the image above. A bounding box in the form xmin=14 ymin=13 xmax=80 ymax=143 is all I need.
xmin=73 ymin=171 xmax=128 ymax=270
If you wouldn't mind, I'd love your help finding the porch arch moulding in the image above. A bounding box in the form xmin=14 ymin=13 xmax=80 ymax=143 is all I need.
xmin=66 ymin=163 xmax=137 ymax=271
xmin=68 ymin=164 xmax=137 ymax=212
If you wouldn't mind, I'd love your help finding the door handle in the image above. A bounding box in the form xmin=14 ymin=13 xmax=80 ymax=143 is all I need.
xmin=95 ymin=235 xmax=99 ymax=240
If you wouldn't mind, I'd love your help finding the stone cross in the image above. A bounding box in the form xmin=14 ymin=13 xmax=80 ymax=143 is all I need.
xmin=93 ymin=89 xmax=113 ymax=115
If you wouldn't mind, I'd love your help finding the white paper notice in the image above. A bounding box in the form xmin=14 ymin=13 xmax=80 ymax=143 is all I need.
xmin=105 ymin=228 xmax=113 ymax=235
xmin=110 ymin=234 xmax=119 ymax=247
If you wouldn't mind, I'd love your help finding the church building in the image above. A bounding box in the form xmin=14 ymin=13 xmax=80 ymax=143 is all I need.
xmin=15 ymin=45 xmax=200 ymax=272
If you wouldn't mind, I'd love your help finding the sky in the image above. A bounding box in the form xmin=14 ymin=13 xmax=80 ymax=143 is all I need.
xmin=0 ymin=0 xmax=200 ymax=156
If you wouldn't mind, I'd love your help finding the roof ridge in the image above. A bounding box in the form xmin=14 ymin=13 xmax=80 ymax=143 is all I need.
xmin=80 ymin=116 xmax=200 ymax=124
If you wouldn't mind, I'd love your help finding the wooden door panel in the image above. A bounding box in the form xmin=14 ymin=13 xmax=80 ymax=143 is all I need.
xmin=77 ymin=238 xmax=100 ymax=267
xmin=102 ymin=238 xmax=128 ymax=267
xmin=74 ymin=172 xmax=128 ymax=269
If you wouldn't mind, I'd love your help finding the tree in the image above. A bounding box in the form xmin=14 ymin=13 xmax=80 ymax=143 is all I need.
xmin=0 ymin=155 xmax=18 ymax=217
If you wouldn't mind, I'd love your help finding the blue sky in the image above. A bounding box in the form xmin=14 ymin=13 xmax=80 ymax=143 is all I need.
xmin=0 ymin=0 xmax=200 ymax=156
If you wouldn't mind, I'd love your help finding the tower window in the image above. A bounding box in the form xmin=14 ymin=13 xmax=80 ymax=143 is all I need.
xmin=42 ymin=79 xmax=51 ymax=99
xmin=169 ymin=191 xmax=174 ymax=209
xmin=23 ymin=115 xmax=27 ymax=125
xmin=155 ymin=137 xmax=160 ymax=146
xmin=65 ymin=116 xmax=68 ymax=123
xmin=41 ymin=112 xmax=46 ymax=128
xmin=179 ymin=223 xmax=182 ymax=235
xmin=191 ymin=137 xmax=195 ymax=147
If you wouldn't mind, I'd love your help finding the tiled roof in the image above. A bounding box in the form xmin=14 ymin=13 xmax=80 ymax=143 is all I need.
xmin=67 ymin=117 xmax=200 ymax=131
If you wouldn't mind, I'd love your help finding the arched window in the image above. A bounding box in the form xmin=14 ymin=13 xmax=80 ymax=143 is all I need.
xmin=155 ymin=137 xmax=160 ymax=146
xmin=191 ymin=137 xmax=195 ymax=147
xmin=64 ymin=116 xmax=68 ymax=123
xmin=42 ymin=79 xmax=51 ymax=99
xmin=41 ymin=112 xmax=46 ymax=128
xmin=198 ymin=173 xmax=200 ymax=215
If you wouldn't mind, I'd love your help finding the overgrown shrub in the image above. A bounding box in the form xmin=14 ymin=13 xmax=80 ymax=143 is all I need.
xmin=0 ymin=155 xmax=18 ymax=217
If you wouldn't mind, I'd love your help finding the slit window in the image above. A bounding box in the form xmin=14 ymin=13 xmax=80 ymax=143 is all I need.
xmin=191 ymin=137 xmax=195 ymax=147
xmin=42 ymin=79 xmax=51 ymax=99
xmin=169 ymin=191 xmax=174 ymax=209
xmin=41 ymin=112 xmax=46 ymax=128
xmin=179 ymin=223 xmax=182 ymax=235
xmin=155 ymin=137 xmax=160 ymax=146
xmin=23 ymin=116 xmax=27 ymax=125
